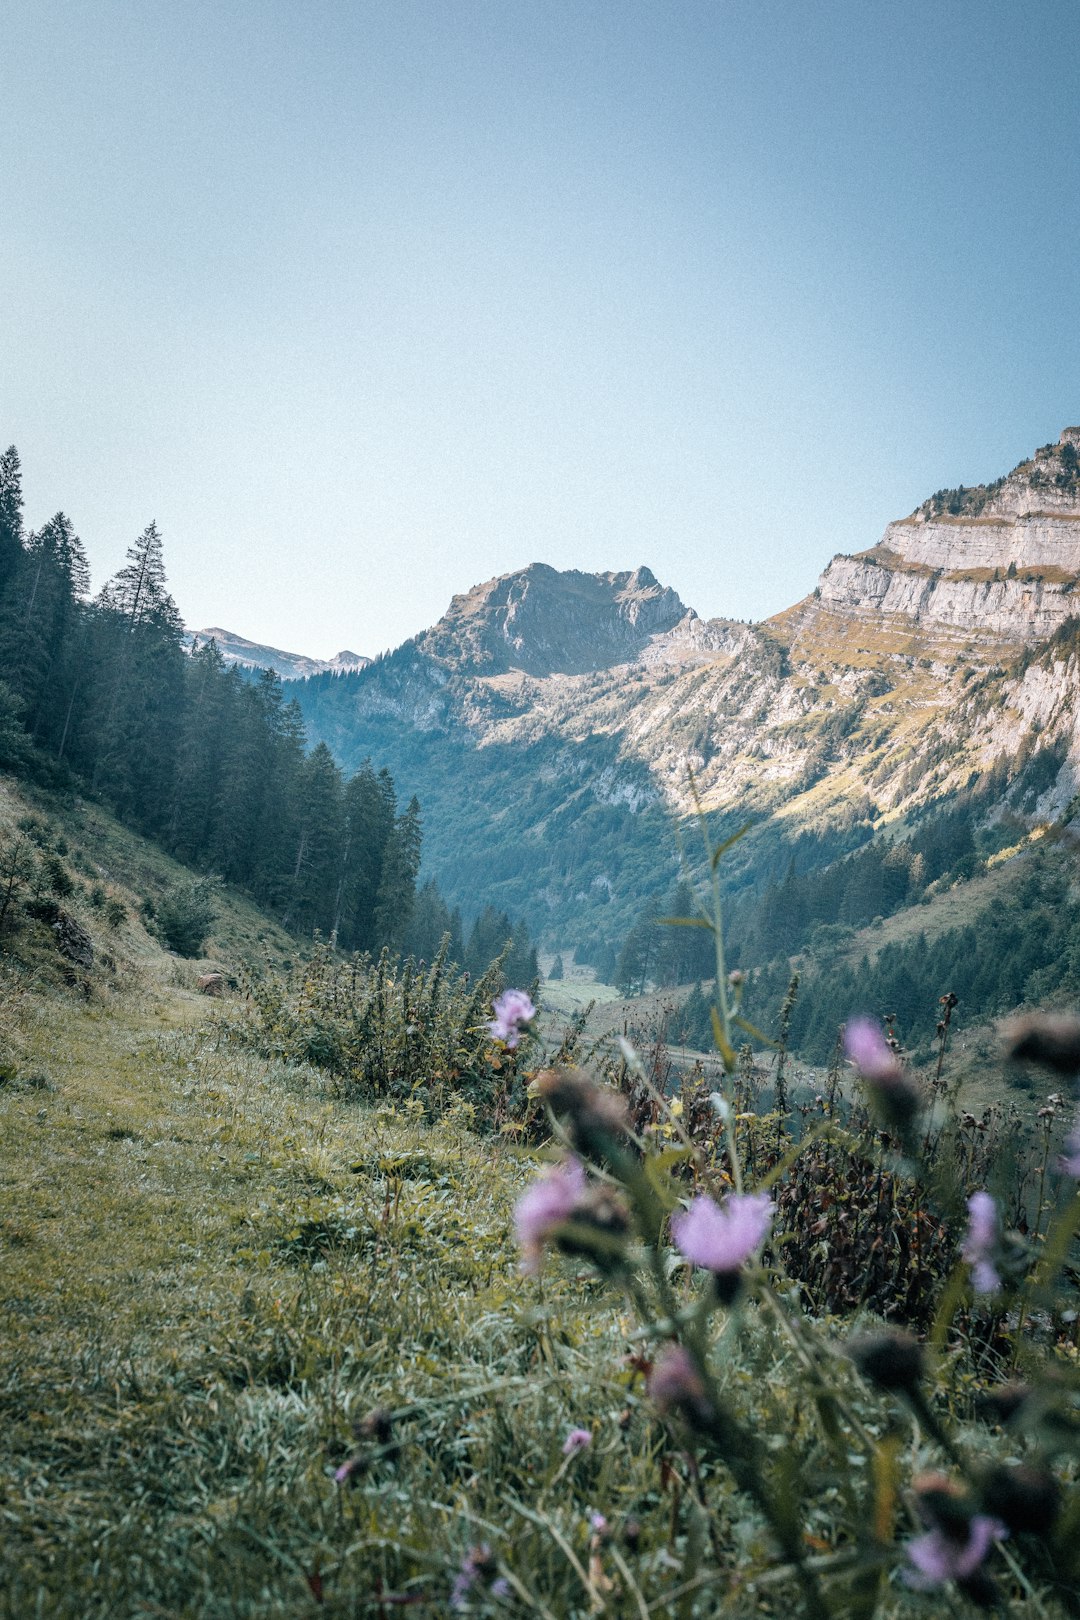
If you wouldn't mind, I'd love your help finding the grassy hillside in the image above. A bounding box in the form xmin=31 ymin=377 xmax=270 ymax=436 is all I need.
xmin=4 ymin=773 xmax=1080 ymax=1617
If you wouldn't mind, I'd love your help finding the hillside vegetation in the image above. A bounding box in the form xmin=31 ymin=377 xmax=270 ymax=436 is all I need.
xmin=3 ymin=779 xmax=1080 ymax=1616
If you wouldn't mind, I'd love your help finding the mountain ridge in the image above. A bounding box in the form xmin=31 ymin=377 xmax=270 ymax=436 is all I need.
xmin=256 ymin=429 xmax=1080 ymax=957
xmin=183 ymin=627 xmax=370 ymax=682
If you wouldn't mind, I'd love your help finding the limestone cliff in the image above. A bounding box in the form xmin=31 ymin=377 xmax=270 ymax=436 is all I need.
xmin=787 ymin=429 xmax=1080 ymax=648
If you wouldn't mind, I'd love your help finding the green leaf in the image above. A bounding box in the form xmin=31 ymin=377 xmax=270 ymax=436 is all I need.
xmin=733 ymin=1013 xmax=776 ymax=1047
xmin=710 ymin=821 xmax=753 ymax=870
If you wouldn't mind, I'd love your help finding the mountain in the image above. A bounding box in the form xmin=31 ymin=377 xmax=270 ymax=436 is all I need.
xmin=183 ymin=627 xmax=369 ymax=682
xmin=285 ymin=429 xmax=1080 ymax=976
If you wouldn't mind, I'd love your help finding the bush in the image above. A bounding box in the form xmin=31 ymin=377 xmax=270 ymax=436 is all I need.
xmin=154 ymin=879 xmax=218 ymax=957
xmin=229 ymin=935 xmax=531 ymax=1118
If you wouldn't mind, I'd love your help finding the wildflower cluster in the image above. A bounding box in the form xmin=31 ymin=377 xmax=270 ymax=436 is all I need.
xmin=500 ymin=973 xmax=1080 ymax=1614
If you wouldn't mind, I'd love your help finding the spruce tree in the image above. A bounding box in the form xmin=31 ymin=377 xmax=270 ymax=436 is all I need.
xmin=0 ymin=446 xmax=24 ymax=600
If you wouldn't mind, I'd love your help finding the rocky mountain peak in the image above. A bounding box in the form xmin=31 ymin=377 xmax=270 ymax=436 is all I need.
xmin=417 ymin=562 xmax=690 ymax=676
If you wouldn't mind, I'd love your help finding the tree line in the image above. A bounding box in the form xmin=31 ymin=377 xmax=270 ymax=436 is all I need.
xmin=0 ymin=446 xmax=536 ymax=969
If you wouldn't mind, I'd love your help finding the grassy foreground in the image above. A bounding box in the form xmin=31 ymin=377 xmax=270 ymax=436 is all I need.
xmin=2 ymin=966 xmax=1076 ymax=1618
xmin=0 ymin=972 xmax=642 ymax=1617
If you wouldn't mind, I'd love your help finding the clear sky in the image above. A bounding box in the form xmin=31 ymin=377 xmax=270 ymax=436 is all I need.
xmin=4 ymin=1 xmax=1078 ymax=658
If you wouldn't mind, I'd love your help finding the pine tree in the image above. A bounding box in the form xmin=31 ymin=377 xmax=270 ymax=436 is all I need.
xmin=0 ymin=446 xmax=24 ymax=600
xmin=281 ymin=742 xmax=345 ymax=935
xmin=373 ymin=796 xmax=422 ymax=951
xmin=88 ymin=522 xmax=186 ymax=825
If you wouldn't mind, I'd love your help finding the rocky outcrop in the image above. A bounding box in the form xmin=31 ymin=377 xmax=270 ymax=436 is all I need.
xmin=418 ymin=563 xmax=690 ymax=676
xmin=795 ymin=430 xmax=1080 ymax=646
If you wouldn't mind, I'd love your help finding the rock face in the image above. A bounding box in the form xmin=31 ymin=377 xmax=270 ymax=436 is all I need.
xmin=418 ymin=563 xmax=692 ymax=676
xmin=283 ymin=427 xmax=1080 ymax=947
xmin=795 ymin=430 xmax=1080 ymax=646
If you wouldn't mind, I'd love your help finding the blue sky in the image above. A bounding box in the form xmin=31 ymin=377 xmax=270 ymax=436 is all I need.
xmin=4 ymin=1 xmax=1078 ymax=656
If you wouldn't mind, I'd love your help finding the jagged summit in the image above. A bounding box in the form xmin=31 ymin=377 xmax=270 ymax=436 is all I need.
xmin=417 ymin=562 xmax=692 ymax=676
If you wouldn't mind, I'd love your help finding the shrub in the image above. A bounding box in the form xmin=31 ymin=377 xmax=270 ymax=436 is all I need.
xmin=154 ymin=879 xmax=218 ymax=957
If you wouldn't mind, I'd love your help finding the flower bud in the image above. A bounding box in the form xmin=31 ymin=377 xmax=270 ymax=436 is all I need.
xmin=980 ymin=1463 xmax=1061 ymax=1535
xmin=647 ymin=1343 xmax=713 ymax=1426
xmin=912 ymin=1472 xmax=975 ymax=1540
xmin=849 ymin=1330 xmax=925 ymax=1394
xmin=556 ymin=1186 xmax=631 ymax=1273
xmin=1002 ymin=1013 xmax=1080 ymax=1077
xmin=534 ymin=1066 xmax=630 ymax=1158
xmin=973 ymin=1382 xmax=1030 ymax=1426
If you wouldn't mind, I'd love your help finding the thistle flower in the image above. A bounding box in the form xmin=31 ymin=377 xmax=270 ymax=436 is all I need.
xmin=450 ymin=1544 xmax=506 ymax=1609
xmin=562 ymin=1426 xmax=592 ymax=1456
xmin=844 ymin=1017 xmax=901 ymax=1082
xmin=904 ymin=1515 xmax=1006 ymax=1592
xmin=844 ymin=1017 xmax=920 ymax=1131
xmin=849 ymin=1330 xmax=924 ymax=1393
xmin=1003 ymin=1012 xmax=1080 ymax=1076
xmin=981 ymin=1463 xmax=1061 ymax=1535
xmin=646 ymin=1343 xmax=709 ymax=1418
xmin=671 ymin=1191 xmax=772 ymax=1276
xmin=489 ymin=988 xmax=536 ymax=1049
xmin=962 ymin=1191 xmax=1001 ymax=1295
xmin=534 ymin=1065 xmax=629 ymax=1157
xmin=513 ymin=1157 xmax=587 ymax=1273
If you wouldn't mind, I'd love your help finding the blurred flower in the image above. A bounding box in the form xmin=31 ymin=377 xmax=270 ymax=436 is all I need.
xmin=562 ymin=1427 xmax=592 ymax=1456
xmin=962 ymin=1191 xmax=1001 ymax=1295
xmin=1061 ymin=1116 xmax=1080 ymax=1176
xmin=514 ymin=1157 xmax=587 ymax=1273
xmin=647 ymin=1343 xmax=708 ymax=1417
xmin=450 ymin=1544 xmax=501 ymax=1610
xmin=589 ymin=1511 xmax=608 ymax=1535
xmin=844 ymin=1017 xmax=900 ymax=1082
xmin=904 ymin=1515 xmax=1006 ymax=1590
xmin=671 ymin=1191 xmax=772 ymax=1274
xmin=849 ymin=1330 xmax=924 ymax=1394
xmin=534 ymin=1066 xmax=629 ymax=1149
xmin=1003 ymin=1012 xmax=1080 ymax=1076
xmin=490 ymin=988 xmax=536 ymax=1048
xmin=981 ymin=1463 xmax=1061 ymax=1535
xmin=844 ymin=1017 xmax=921 ymax=1131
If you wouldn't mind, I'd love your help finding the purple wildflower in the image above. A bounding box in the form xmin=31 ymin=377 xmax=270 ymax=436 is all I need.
xmin=905 ymin=1515 xmax=1007 ymax=1589
xmin=562 ymin=1426 xmax=592 ymax=1456
xmin=962 ymin=1190 xmax=1001 ymax=1295
xmin=589 ymin=1511 xmax=609 ymax=1535
xmin=844 ymin=1017 xmax=901 ymax=1082
xmin=646 ymin=1344 xmax=707 ymax=1414
xmin=1061 ymin=1116 xmax=1080 ymax=1176
xmin=671 ymin=1192 xmax=772 ymax=1274
xmin=333 ymin=1459 xmax=356 ymax=1485
xmin=450 ymin=1544 xmax=500 ymax=1610
xmin=489 ymin=988 xmax=536 ymax=1049
xmin=513 ymin=1157 xmax=587 ymax=1274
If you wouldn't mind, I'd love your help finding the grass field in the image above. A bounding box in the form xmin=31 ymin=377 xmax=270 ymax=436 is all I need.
xmin=2 ymin=780 xmax=1077 ymax=1617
